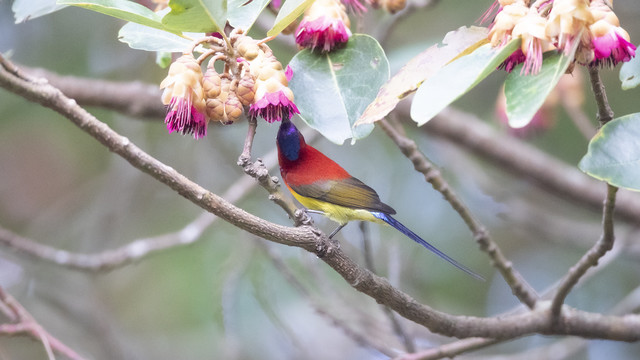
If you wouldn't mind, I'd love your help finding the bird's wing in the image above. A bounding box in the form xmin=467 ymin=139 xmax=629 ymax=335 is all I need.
xmin=289 ymin=177 xmax=396 ymax=214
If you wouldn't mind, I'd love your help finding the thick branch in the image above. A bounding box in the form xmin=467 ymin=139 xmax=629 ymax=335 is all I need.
xmin=378 ymin=118 xmax=538 ymax=309
xmin=3 ymin=56 xmax=640 ymax=341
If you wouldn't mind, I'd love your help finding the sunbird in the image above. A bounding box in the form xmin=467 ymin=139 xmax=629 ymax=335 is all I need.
xmin=276 ymin=118 xmax=482 ymax=280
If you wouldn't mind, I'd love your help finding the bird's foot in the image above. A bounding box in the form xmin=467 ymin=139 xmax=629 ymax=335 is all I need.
xmin=294 ymin=209 xmax=314 ymax=226
xmin=312 ymin=227 xmax=340 ymax=258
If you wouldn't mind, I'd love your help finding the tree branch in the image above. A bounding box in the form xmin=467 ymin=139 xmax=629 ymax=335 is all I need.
xmin=378 ymin=117 xmax=539 ymax=308
xmin=3 ymin=55 xmax=640 ymax=341
xmin=394 ymin=337 xmax=500 ymax=360
xmin=0 ymin=286 xmax=86 ymax=360
xmin=588 ymin=66 xmax=614 ymax=126
xmin=237 ymin=116 xmax=312 ymax=226
xmin=550 ymin=159 xmax=618 ymax=318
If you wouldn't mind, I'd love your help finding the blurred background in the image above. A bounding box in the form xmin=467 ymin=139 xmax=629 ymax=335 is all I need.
xmin=1 ymin=0 xmax=640 ymax=358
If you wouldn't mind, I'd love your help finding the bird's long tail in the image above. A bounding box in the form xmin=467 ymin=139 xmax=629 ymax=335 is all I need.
xmin=372 ymin=212 xmax=484 ymax=281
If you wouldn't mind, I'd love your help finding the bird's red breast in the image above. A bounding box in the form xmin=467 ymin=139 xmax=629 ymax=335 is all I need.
xmin=279 ymin=144 xmax=351 ymax=186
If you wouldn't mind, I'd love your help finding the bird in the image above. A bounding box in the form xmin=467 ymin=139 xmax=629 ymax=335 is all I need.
xmin=276 ymin=118 xmax=483 ymax=280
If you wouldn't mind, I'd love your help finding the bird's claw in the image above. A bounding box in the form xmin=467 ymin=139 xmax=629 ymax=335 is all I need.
xmin=294 ymin=209 xmax=314 ymax=226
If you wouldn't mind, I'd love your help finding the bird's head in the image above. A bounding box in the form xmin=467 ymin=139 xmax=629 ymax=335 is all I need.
xmin=277 ymin=118 xmax=306 ymax=161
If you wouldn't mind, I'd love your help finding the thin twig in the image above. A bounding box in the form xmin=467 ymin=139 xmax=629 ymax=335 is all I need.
xmin=394 ymin=337 xmax=501 ymax=360
xmin=378 ymin=117 xmax=539 ymax=309
xmin=0 ymin=287 xmax=86 ymax=360
xmin=237 ymin=117 xmax=313 ymax=227
xmin=588 ymin=66 xmax=615 ymax=126
xmin=551 ymin=184 xmax=618 ymax=320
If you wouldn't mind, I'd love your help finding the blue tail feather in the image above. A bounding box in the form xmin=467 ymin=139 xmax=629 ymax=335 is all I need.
xmin=372 ymin=212 xmax=484 ymax=281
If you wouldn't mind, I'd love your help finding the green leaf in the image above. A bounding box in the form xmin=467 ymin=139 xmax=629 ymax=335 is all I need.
xmin=579 ymin=113 xmax=640 ymax=191
xmin=356 ymin=26 xmax=489 ymax=127
xmin=410 ymin=39 xmax=520 ymax=126
xmin=504 ymin=44 xmax=578 ymax=129
xmin=118 ymin=21 xmax=196 ymax=52
xmin=228 ymin=0 xmax=271 ymax=31
xmin=57 ymin=0 xmax=168 ymax=31
xmin=620 ymin=53 xmax=640 ymax=90
xmin=162 ymin=0 xmax=227 ymax=33
xmin=267 ymin=0 xmax=314 ymax=37
xmin=288 ymin=34 xmax=390 ymax=144
xmin=13 ymin=0 xmax=67 ymax=23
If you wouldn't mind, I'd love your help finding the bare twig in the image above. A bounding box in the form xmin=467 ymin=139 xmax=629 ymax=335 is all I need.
xmin=551 ymin=182 xmax=618 ymax=320
xmin=550 ymin=66 xmax=618 ymax=320
xmin=588 ymin=66 xmax=614 ymax=126
xmin=378 ymin=117 xmax=539 ymax=309
xmin=0 ymin=287 xmax=86 ymax=360
xmin=394 ymin=337 xmax=500 ymax=360
xmin=237 ymin=117 xmax=313 ymax=226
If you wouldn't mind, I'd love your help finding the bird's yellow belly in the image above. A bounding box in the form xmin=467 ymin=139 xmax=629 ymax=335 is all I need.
xmin=291 ymin=192 xmax=384 ymax=225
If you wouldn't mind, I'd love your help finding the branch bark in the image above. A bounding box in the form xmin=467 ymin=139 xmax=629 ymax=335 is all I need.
xmin=0 ymin=286 xmax=86 ymax=360
xmin=3 ymin=55 xmax=640 ymax=342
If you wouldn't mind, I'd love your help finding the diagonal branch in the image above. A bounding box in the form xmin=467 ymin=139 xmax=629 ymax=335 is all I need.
xmin=0 ymin=286 xmax=86 ymax=360
xmin=550 ymin=66 xmax=619 ymax=320
xmin=3 ymin=55 xmax=640 ymax=341
xmin=550 ymin=162 xmax=619 ymax=320
xmin=377 ymin=118 xmax=539 ymax=309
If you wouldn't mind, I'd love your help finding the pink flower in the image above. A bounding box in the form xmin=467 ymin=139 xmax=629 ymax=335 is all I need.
xmin=498 ymin=48 xmax=527 ymax=73
xmin=165 ymin=97 xmax=208 ymax=138
xmin=591 ymin=21 xmax=636 ymax=67
xmin=249 ymin=87 xmax=299 ymax=123
xmin=296 ymin=16 xmax=351 ymax=53
xmin=160 ymin=54 xmax=208 ymax=139
xmin=295 ymin=0 xmax=351 ymax=53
